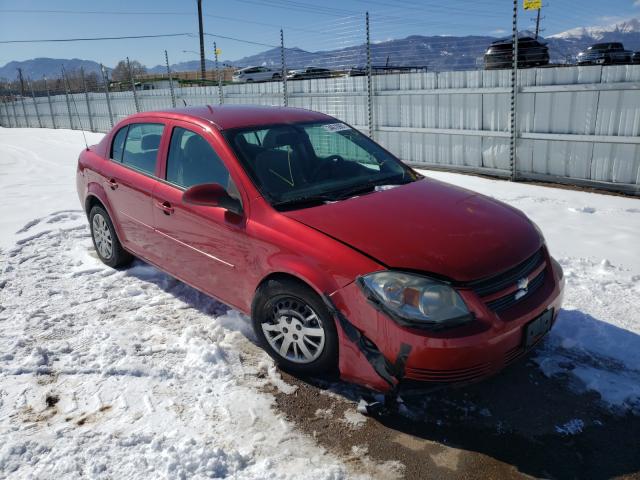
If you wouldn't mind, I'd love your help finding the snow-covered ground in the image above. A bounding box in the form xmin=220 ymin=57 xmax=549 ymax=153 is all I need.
xmin=1 ymin=127 xmax=639 ymax=478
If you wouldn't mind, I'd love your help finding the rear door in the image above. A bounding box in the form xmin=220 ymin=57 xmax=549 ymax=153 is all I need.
xmin=150 ymin=121 xmax=251 ymax=309
xmin=102 ymin=120 xmax=166 ymax=256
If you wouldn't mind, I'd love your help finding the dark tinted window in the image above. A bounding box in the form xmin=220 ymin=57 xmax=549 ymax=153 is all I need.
xmin=225 ymin=121 xmax=417 ymax=206
xmin=122 ymin=123 xmax=164 ymax=175
xmin=111 ymin=126 xmax=128 ymax=161
xmin=166 ymin=127 xmax=230 ymax=190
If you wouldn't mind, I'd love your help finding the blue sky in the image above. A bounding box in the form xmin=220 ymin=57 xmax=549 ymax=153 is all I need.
xmin=0 ymin=0 xmax=638 ymax=68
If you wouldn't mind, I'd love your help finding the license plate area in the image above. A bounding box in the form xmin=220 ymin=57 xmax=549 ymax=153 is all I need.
xmin=524 ymin=309 xmax=553 ymax=348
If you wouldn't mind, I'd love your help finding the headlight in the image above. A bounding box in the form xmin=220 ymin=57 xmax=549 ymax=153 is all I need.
xmin=357 ymin=271 xmax=472 ymax=329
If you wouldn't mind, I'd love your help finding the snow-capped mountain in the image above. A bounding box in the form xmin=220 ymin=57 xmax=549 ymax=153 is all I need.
xmin=6 ymin=18 xmax=640 ymax=81
xmin=549 ymin=18 xmax=640 ymax=40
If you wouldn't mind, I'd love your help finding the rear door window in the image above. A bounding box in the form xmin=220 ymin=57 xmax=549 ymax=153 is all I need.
xmin=121 ymin=123 xmax=164 ymax=175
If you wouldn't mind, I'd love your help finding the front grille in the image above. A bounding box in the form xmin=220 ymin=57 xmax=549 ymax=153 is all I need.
xmin=465 ymin=249 xmax=544 ymax=297
xmin=486 ymin=270 xmax=545 ymax=312
xmin=405 ymin=362 xmax=492 ymax=383
xmin=504 ymin=345 xmax=525 ymax=365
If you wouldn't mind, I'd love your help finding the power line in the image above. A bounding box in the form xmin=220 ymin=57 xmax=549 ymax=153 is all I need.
xmin=203 ymin=33 xmax=279 ymax=49
xmin=0 ymin=33 xmax=194 ymax=44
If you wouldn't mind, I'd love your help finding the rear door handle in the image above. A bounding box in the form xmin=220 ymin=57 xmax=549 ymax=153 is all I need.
xmin=155 ymin=200 xmax=174 ymax=215
xmin=108 ymin=178 xmax=118 ymax=190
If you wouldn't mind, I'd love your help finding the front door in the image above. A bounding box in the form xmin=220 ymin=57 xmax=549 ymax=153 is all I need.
xmin=151 ymin=123 xmax=250 ymax=310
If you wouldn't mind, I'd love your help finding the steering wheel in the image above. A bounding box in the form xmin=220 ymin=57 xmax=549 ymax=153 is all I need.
xmin=310 ymin=154 xmax=347 ymax=181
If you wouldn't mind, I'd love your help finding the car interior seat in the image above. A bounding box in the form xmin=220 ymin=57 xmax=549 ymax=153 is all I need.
xmin=254 ymin=129 xmax=311 ymax=197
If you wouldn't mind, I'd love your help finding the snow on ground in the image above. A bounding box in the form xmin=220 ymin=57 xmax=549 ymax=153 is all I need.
xmin=0 ymin=128 xmax=104 ymax=251
xmin=0 ymin=217 xmax=370 ymax=479
xmin=0 ymin=127 xmax=639 ymax=477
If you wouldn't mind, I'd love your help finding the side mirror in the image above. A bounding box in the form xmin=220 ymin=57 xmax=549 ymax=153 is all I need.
xmin=182 ymin=183 xmax=243 ymax=216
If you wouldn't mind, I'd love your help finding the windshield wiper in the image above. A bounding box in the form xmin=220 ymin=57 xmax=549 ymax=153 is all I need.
xmin=332 ymin=176 xmax=411 ymax=200
xmin=272 ymin=194 xmax=337 ymax=210
xmin=272 ymin=176 xmax=414 ymax=210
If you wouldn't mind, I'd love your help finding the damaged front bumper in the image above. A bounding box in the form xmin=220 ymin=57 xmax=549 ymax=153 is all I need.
xmin=325 ymin=255 xmax=565 ymax=394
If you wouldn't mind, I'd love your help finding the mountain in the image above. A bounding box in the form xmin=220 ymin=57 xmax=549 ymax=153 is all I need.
xmin=156 ymin=19 xmax=640 ymax=72
xmin=152 ymin=37 xmax=497 ymax=73
xmin=549 ymin=18 xmax=640 ymax=40
xmin=5 ymin=18 xmax=640 ymax=81
xmin=0 ymin=58 xmax=105 ymax=81
xmin=148 ymin=59 xmax=217 ymax=75
xmin=545 ymin=18 xmax=640 ymax=61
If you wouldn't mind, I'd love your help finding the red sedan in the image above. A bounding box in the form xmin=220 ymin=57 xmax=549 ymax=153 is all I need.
xmin=76 ymin=105 xmax=564 ymax=393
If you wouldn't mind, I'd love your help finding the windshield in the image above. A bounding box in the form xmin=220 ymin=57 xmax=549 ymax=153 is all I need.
xmin=224 ymin=120 xmax=420 ymax=209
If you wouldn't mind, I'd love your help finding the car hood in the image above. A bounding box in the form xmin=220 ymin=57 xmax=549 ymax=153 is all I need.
xmin=283 ymin=178 xmax=542 ymax=282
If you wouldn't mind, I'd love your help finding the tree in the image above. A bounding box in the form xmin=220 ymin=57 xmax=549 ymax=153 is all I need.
xmin=111 ymin=59 xmax=147 ymax=82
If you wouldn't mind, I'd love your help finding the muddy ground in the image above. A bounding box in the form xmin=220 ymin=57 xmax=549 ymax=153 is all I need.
xmin=268 ymin=356 xmax=640 ymax=480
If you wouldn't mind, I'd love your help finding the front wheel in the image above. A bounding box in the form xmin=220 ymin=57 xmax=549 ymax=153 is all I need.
xmin=252 ymin=278 xmax=338 ymax=375
xmin=89 ymin=205 xmax=133 ymax=268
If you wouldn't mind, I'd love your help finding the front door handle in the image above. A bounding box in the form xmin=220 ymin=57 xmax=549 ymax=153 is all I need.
xmin=108 ymin=178 xmax=118 ymax=190
xmin=155 ymin=200 xmax=174 ymax=215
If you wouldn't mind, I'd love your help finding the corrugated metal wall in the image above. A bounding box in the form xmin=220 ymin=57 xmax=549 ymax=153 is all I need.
xmin=1 ymin=64 xmax=638 ymax=194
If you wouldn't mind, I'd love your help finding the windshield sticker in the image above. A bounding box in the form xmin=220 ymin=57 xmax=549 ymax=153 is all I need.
xmin=322 ymin=123 xmax=352 ymax=132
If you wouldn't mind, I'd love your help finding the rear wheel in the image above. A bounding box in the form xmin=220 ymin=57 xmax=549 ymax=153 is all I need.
xmin=89 ymin=206 xmax=133 ymax=268
xmin=252 ymin=278 xmax=338 ymax=375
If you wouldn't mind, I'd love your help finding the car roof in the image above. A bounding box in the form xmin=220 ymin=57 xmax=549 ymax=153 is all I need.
xmin=126 ymin=104 xmax=332 ymax=131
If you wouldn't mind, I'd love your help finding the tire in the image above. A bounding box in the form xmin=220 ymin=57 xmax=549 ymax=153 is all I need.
xmin=252 ymin=277 xmax=338 ymax=375
xmin=89 ymin=205 xmax=133 ymax=268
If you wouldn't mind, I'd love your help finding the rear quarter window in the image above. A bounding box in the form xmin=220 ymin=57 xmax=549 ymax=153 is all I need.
xmin=111 ymin=126 xmax=128 ymax=161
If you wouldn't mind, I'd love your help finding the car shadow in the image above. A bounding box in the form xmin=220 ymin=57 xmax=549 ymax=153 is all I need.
xmin=307 ymin=310 xmax=640 ymax=479
xmin=123 ymin=262 xmax=640 ymax=479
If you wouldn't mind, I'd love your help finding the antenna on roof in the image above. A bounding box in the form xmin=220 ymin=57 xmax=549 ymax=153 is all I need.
xmin=61 ymin=65 xmax=89 ymax=150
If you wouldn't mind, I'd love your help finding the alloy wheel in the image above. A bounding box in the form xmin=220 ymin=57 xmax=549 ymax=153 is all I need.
xmin=261 ymin=296 xmax=326 ymax=364
xmin=92 ymin=213 xmax=113 ymax=260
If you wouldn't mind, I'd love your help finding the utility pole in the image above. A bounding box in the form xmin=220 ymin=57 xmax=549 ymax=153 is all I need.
xmin=197 ymin=0 xmax=206 ymax=83
xmin=535 ymin=5 xmax=542 ymax=39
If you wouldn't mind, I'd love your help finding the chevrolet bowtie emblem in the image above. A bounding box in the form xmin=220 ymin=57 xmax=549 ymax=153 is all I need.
xmin=514 ymin=277 xmax=529 ymax=300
